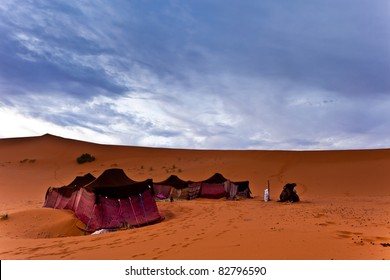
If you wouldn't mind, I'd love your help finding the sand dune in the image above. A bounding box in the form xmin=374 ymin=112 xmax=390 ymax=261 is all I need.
xmin=0 ymin=134 xmax=389 ymax=259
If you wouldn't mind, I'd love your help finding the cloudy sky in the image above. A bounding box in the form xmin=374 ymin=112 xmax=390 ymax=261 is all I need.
xmin=1 ymin=0 xmax=389 ymax=150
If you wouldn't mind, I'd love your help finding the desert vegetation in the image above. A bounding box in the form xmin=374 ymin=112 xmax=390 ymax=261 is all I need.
xmin=76 ymin=153 xmax=96 ymax=164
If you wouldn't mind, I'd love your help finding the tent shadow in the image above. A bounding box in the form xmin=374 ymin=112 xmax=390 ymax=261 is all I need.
xmin=160 ymin=209 xmax=175 ymax=221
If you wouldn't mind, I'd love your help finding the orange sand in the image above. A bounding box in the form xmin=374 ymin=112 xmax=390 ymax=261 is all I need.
xmin=0 ymin=134 xmax=389 ymax=260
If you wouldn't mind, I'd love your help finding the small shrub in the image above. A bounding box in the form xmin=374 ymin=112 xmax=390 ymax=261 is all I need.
xmin=76 ymin=153 xmax=96 ymax=164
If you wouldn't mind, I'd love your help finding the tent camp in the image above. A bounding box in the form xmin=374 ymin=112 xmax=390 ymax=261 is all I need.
xmin=74 ymin=168 xmax=162 ymax=232
xmin=153 ymin=175 xmax=190 ymax=200
xmin=188 ymin=173 xmax=252 ymax=200
xmin=43 ymin=173 xmax=96 ymax=210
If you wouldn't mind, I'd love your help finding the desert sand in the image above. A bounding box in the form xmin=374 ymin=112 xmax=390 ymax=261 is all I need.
xmin=0 ymin=134 xmax=389 ymax=260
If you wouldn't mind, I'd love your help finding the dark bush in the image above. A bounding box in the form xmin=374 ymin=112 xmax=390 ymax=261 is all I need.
xmin=77 ymin=153 xmax=96 ymax=164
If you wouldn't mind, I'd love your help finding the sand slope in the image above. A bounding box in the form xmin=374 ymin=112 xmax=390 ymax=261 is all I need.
xmin=0 ymin=134 xmax=389 ymax=259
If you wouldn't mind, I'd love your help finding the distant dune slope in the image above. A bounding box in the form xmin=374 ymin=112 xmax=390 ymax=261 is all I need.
xmin=1 ymin=134 xmax=390 ymax=205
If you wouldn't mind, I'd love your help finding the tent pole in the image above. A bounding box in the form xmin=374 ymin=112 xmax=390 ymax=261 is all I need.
xmin=129 ymin=197 xmax=140 ymax=227
xmin=84 ymin=203 xmax=96 ymax=235
xmin=267 ymin=180 xmax=270 ymax=201
xmin=139 ymin=193 xmax=149 ymax=225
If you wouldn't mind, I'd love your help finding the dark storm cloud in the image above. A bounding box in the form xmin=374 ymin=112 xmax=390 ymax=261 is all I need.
xmin=187 ymin=0 xmax=390 ymax=96
xmin=0 ymin=0 xmax=389 ymax=149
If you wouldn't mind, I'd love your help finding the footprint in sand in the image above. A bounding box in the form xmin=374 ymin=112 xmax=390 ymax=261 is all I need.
xmin=216 ymin=229 xmax=229 ymax=237
xmin=316 ymin=221 xmax=336 ymax=227
xmin=181 ymin=223 xmax=195 ymax=230
xmin=336 ymin=230 xmax=363 ymax=239
xmin=131 ymin=253 xmax=146 ymax=258
xmin=192 ymin=237 xmax=203 ymax=242
xmin=334 ymin=230 xmax=387 ymax=246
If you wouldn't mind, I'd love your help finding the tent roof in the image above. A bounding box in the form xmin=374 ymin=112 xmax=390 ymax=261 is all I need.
xmin=234 ymin=180 xmax=250 ymax=192
xmin=201 ymin=173 xmax=228 ymax=184
xmin=201 ymin=173 xmax=250 ymax=189
xmin=154 ymin=175 xmax=189 ymax=189
xmin=85 ymin=168 xmax=135 ymax=187
xmin=54 ymin=173 xmax=96 ymax=197
xmin=84 ymin=168 xmax=153 ymax=198
xmin=66 ymin=173 xmax=96 ymax=188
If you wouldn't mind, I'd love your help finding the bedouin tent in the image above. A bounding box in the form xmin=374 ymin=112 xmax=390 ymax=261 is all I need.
xmin=153 ymin=175 xmax=190 ymax=200
xmin=43 ymin=173 xmax=96 ymax=210
xmin=74 ymin=168 xmax=163 ymax=232
xmin=234 ymin=181 xmax=253 ymax=198
xmin=188 ymin=173 xmax=252 ymax=200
